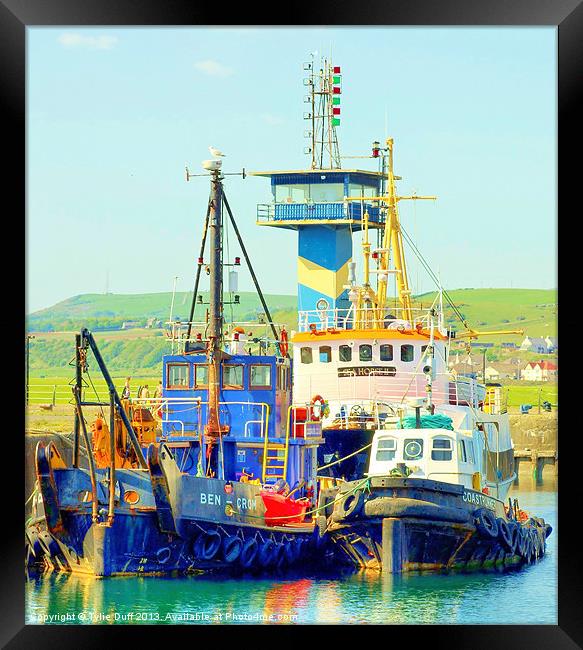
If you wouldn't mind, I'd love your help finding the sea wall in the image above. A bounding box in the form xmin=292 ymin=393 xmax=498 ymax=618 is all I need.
xmin=509 ymin=413 xmax=557 ymax=452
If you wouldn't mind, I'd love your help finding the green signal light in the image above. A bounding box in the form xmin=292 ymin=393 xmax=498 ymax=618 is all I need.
xmin=333 ymin=76 xmax=342 ymax=84
xmin=332 ymin=118 xmax=341 ymax=127
xmin=332 ymin=97 xmax=341 ymax=105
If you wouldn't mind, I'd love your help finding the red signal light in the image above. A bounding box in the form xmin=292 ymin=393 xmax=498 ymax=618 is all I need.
xmin=333 ymin=66 xmax=341 ymax=74
xmin=234 ymin=257 xmax=241 ymax=265
xmin=333 ymin=107 xmax=340 ymax=115
xmin=333 ymin=87 xmax=341 ymax=94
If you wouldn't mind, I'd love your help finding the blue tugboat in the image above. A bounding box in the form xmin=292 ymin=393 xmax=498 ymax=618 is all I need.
xmin=28 ymin=156 xmax=327 ymax=577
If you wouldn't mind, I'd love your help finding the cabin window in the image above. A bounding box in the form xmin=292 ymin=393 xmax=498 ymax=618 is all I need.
xmin=359 ymin=344 xmax=373 ymax=362
xmin=465 ymin=440 xmax=475 ymax=463
xmin=401 ymin=345 xmax=414 ymax=362
xmin=319 ymin=346 xmax=332 ymax=363
xmin=167 ymin=363 xmax=189 ymax=389
xmin=403 ymin=438 xmax=424 ymax=461
xmin=300 ymin=347 xmax=313 ymax=364
xmin=431 ymin=437 xmax=453 ymax=461
xmin=194 ymin=364 xmax=208 ymax=388
xmin=250 ymin=364 xmax=271 ymax=389
xmin=380 ymin=344 xmax=393 ymax=361
xmin=339 ymin=345 xmax=352 ymax=362
xmin=458 ymin=440 xmax=467 ymax=463
xmin=375 ymin=437 xmax=397 ymax=461
xmin=223 ymin=364 xmax=244 ymax=390
xmin=310 ymin=183 xmax=344 ymax=202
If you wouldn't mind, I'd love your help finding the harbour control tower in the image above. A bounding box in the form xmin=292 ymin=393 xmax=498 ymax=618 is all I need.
xmin=252 ymin=60 xmax=385 ymax=320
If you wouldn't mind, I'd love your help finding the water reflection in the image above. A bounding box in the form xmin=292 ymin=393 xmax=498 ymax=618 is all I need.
xmin=26 ymin=479 xmax=557 ymax=625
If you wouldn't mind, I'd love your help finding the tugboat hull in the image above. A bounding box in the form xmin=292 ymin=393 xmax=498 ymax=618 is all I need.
xmin=326 ymin=477 xmax=551 ymax=572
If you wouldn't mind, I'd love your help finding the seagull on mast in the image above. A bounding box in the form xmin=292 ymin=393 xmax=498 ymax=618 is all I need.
xmin=209 ymin=146 xmax=225 ymax=158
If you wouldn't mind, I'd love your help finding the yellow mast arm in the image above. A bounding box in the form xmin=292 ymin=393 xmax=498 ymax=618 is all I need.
xmin=455 ymin=328 xmax=525 ymax=340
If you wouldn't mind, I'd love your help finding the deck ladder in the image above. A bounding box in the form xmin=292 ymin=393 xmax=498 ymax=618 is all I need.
xmin=261 ymin=408 xmax=291 ymax=483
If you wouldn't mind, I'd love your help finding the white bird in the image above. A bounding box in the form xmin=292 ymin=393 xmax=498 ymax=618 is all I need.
xmin=209 ymin=146 xmax=225 ymax=158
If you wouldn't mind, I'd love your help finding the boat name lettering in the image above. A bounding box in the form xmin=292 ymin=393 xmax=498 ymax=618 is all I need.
xmin=236 ymin=497 xmax=257 ymax=510
xmin=200 ymin=493 xmax=222 ymax=506
xmin=462 ymin=490 xmax=496 ymax=510
xmin=338 ymin=366 xmax=397 ymax=378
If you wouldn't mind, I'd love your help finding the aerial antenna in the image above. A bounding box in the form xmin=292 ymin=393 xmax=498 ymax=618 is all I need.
xmin=303 ymin=55 xmax=342 ymax=169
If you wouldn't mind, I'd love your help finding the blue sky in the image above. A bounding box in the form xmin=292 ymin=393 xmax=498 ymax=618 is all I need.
xmin=27 ymin=27 xmax=556 ymax=313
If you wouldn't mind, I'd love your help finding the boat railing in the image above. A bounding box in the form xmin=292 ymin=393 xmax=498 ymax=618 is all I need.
xmin=130 ymin=396 xmax=271 ymax=439
xmin=294 ymin=370 xmax=483 ymax=410
xmin=297 ymin=306 xmax=441 ymax=332
xmin=256 ymin=200 xmax=384 ymax=225
xmin=165 ymin=320 xmax=287 ymax=354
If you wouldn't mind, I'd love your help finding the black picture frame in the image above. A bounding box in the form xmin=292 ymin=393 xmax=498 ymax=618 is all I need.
xmin=6 ymin=0 xmax=579 ymax=646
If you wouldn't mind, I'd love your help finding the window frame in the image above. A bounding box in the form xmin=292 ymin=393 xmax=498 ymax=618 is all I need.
xmin=359 ymin=344 xmax=373 ymax=362
xmin=375 ymin=437 xmax=397 ymax=462
xmin=401 ymin=344 xmax=415 ymax=362
xmin=380 ymin=344 xmax=394 ymax=361
xmin=193 ymin=363 xmax=208 ymax=389
xmin=222 ymin=364 xmax=245 ymax=390
xmin=166 ymin=363 xmax=190 ymax=390
xmin=300 ymin=347 xmax=313 ymax=364
xmin=431 ymin=436 xmax=453 ymax=461
xmin=339 ymin=344 xmax=352 ymax=362
xmin=250 ymin=364 xmax=272 ymax=390
xmin=403 ymin=437 xmax=424 ymax=461
xmin=319 ymin=345 xmax=332 ymax=363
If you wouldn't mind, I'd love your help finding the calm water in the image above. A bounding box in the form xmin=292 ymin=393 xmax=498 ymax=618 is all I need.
xmin=25 ymin=474 xmax=557 ymax=625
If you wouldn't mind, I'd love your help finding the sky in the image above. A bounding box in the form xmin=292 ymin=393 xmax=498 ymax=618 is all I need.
xmin=26 ymin=27 xmax=556 ymax=314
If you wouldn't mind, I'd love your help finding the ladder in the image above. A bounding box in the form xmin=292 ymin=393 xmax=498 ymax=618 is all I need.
xmin=261 ymin=411 xmax=291 ymax=483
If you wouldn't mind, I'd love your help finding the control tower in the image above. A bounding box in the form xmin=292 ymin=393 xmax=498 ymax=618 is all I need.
xmin=252 ymin=59 xmax=385 ymax=320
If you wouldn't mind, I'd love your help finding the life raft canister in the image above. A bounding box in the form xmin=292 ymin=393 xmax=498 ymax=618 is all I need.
xmin=310 ymin=394 xmax=329 ymax=420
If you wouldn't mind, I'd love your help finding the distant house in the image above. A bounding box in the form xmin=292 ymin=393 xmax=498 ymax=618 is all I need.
xmin=146 ymin=317 xmax=163 ymax=329
xmin=520 ymin=336 xmax=551 ymax=354
xmin=544 ymin=336 xmax=558 ymax=353
xmin=121 ymin=320 xmax=140 ymax=330
xmin=484 ymin=366 xmax=500 ymax=381
xmin=521 ymin=360 xmax=558 ymax=381
xmin=470 ymin=342 xmax=494 ymax=348
xmin=501 ymin=342 xmax=518 ymax=349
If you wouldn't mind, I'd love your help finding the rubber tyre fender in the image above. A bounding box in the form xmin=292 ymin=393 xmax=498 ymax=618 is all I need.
xmin=239 ymin=538 xmax=258 ymax=569
xmin=222 ymin=536 xmax=243 ymax=564
xmin=506 ymin=521 xmax=519 ymax=555
xmin=194 ymin=531 xmax=222 ymax=561
xmin=284 ymin=540 xmax=299 ymax=565
xmin=275 ymin=543 xmax=287 ymax=569
xmin=474 ymin=508 xmax=498 ymax=539
xmin=544 ymin=523 xmax=553 ymax=539
xmin=156 ymin=547 xmax=171 ymax=565
xmin=340 ymin=490 xmax=364 ymax=521
xmin=516 ymin=526 xmax=528 ymax=557
xmin=258 ymin=539 xmax=276 ymax=567
xmin=497 ymin=518 xmax=514 ymax=552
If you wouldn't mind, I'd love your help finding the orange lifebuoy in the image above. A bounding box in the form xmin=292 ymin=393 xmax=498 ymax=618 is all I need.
xmin=310 ymin=394 xmax=329 ymax=420
xmin=279 ymin=327 xmax=289 ymax=357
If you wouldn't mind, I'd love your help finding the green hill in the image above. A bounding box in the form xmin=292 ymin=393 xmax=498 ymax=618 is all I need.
xmin=26 ymin=288 xmax=556 ymax=374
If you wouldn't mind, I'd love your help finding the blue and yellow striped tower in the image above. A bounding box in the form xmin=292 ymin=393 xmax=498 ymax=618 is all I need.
xmin=253 ymin=169 xmax=384 ymax=317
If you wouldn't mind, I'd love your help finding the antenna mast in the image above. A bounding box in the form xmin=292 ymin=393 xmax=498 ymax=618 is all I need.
xmin=303 ymin=57 xmax=342 ymax=169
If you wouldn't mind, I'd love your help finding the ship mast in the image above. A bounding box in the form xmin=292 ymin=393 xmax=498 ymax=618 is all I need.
xmin=304 ymin=57 xmax=342 ymax=169
xmin=205 ymin=166 xmax=229 ymax=448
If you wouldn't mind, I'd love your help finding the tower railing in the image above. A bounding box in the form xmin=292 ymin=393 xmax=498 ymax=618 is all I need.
xmin=257 ymin=201 xmax=384 ymax=224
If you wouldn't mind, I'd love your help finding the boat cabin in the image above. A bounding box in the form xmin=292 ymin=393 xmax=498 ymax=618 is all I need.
xmin=148 ymin=353 xmax=324 ymax=498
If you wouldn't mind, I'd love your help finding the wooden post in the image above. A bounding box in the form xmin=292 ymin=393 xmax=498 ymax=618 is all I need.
xmin=381 ymin=517 xmax=404 ymax=573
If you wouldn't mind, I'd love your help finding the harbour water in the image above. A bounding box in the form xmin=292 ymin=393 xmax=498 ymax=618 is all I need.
xmin=25 ymin=472 xmax=557 ymax=625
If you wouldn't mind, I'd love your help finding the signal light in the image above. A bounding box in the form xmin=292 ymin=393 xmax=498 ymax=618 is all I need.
xmin=333 ymin=87 xmax=341 ymax=95
xmin=198 ymin=257 xmax=204 ymax=265
xmin=234 ymin=295 xmax=240 ymax=304
xmin=333 ymin=75 xmax=342 ymax=85
xmin=333 ymin=66 xmax=341 ymax=74
xmin=333 ymin=107 xmax=340 ymax=115
xmin=332 ymin=118 xmax=340 ymax=127
xmin=372 ymin=141 xmax=380 ymax=158
xmin=332 ymin=97 xmax=340 ymax=105
xmin=372 ymin=251 xmax=379 ymax=259
xmin=234 ymin=256 xmax=241 ymax=265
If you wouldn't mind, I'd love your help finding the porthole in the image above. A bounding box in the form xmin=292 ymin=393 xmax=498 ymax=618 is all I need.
xmin=124 ymin=490 xmax=140 ymax=505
